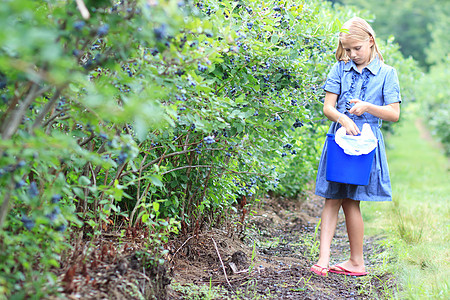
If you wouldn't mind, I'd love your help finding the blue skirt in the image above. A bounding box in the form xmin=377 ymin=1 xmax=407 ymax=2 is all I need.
xmin=315 ymin=121 xmax=393 ymax=202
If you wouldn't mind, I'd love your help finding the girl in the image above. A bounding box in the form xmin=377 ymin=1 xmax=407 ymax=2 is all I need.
xmin=310 ymin=17 xmax=401 ymax=277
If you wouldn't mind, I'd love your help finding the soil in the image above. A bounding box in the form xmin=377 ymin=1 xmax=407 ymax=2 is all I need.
xmin=166 ymin=190 xmax=397 ymax=299
xmin=53 ymin=189 xmax=397 ymax=299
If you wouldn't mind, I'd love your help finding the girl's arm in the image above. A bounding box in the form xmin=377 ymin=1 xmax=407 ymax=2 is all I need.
xmin=323 ymin=92 xmax=361 ymax=135
xmin=349 ymin=99 xmax=400 ymax=122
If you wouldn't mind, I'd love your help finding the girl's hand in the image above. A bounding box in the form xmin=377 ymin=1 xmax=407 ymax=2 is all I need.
xmin=339 ymin=114 xmax=360 ymax=135
xmin=349 ymin=99 xmax=370 ymax=116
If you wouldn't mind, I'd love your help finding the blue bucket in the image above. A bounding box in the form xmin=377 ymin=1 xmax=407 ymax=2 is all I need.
xmin=326 ymin=133 xmax=376 ymax=185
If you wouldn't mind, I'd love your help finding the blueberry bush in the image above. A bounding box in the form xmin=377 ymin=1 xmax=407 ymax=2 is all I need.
xmin=0 ymin=0 xmax=420 ymax=297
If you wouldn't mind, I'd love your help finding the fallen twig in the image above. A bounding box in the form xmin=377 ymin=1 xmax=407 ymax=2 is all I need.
xmin=169 ymin=236 xmax=193 ymax=263
xmin=211 ymin=237 xmax=235 ymax=294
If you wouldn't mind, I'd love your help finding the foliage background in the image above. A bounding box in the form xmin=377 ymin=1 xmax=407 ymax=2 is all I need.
xmin=0 ymin=0 xmax=431 ymax=298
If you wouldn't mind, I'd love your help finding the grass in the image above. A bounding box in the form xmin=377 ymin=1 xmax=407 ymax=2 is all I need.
xmin=362 ymin=105 xmax=450 ymax=299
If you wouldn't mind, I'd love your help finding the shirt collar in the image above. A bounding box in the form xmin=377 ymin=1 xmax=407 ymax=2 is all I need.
xmin=343 ymin=55 xmax=382 ymax=75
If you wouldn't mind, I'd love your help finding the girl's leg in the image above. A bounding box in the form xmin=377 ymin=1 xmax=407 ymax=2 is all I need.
xmin=331 ymin=198 xmax=366 ymax=272
xmin=312 ymin=198 xmax=342 ymax=273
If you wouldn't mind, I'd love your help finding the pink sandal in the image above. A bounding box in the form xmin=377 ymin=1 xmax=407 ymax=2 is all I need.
xmin=329 ymin=265 xmax=368 ymax=276
xmin=310 ymin=264 xmax=328 ymax=277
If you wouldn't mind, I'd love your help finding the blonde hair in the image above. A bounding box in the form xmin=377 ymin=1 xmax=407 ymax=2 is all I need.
xmin=335 ymin=17 xmax=384 ymax=63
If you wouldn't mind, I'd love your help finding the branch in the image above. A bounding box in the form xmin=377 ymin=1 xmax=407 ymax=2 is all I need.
xmin=0 ymin=179 xmax=14 ymax=228
xmin=169 ymin=236 xmax=193 ymax=263
xmin=2 ymin=84 xmax=43 ymax=140
xmin=75 ymin=0 xmax=90 ymax=20
xmin=211 ymin=237 xmax=235 ymax=294
xmin=78 ymin=131 xmax=95 ymax=147
xmin=161 ymin=164 xmax=212 ymax=175
xmin=32 ymin=87 xmax=63 ymax=129
xmin=160 ymin=164 xmax=270 ymax=177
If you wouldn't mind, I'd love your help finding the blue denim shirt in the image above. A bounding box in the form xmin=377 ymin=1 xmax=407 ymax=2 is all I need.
xmin=322 ymin=57 xmax=402 ymax=126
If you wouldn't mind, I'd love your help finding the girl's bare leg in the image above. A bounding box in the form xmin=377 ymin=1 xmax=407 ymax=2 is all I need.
xmin=331 ymin=198 xmax=366 ymax=272
xmin=312 ymin=198 xmax=342 ymax=272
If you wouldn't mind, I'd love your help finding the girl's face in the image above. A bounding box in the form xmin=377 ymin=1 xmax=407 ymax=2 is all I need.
xmin=340 ymin=37 xmax=374 ymax=68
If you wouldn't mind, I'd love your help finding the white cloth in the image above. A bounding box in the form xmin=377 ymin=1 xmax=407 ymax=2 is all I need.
xmin=335 ymin=123 xmax=378 ymax=156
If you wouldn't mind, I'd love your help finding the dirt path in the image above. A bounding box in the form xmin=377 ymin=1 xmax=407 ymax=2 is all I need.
xmin=167 ymin=191 xmax=397 ymax=299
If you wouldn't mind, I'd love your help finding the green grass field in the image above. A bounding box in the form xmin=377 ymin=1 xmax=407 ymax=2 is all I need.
xmin=362 ymin=107 xmax=450 ymax=299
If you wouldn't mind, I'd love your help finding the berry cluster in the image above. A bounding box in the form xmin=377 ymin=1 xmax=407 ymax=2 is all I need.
xmin=197 ymin=62 xmax=207 ymax=72
xmin=117 ymin=151 xmax=128 ymax=165
xmin=28 ymin=181 xmax=39 ymax=198
xmin=203 ymin=136 xmax=215 ymax=145
xmin=51 ymin=194 xmax=62 ymax=203
xmin=21 ymin=216 xmax=35 ymax=230
xmin=194 ymin=142 xmax=202 ymax=154
xmin=293 ymin=119 xmax=304 ymax=128
xmin=97 ymin=24 xmax=109 ymax=37
xmin=0 ymin=160 xmax=25 ymax=178
xmin=46 ymin=207 xmax=61 ymax=222
xmin=346 ymin=101 xmax=353 ymax=111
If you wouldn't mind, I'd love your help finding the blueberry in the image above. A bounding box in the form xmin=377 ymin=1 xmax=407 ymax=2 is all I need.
xmin=55 ymin=224 xmax=67 ymax=232
xmin=197 ymin=63 xmax=207 ymax=72
xmin=291 ymin=150 xmax=297 ymax=155
xmin=203 ymin=136 xmax=215 ymax=145
xmin=247 ymin=21 xmax=253 ymax=30
xmin=154 ymin=24 xmax=167 ymax=40
xmin=117 ymin=152 xmax=128 ymax=165
xmin=281 ymin=152 xmax=287 ymax=157
xmin=21 ymin=216 xmax=35 ymax=230
xmin=50 ymin=194 xmax=62 ymax=204
xmin=28 ymin=181 xmax=39 ymax=198
xmin=226 ymin=152 xmax=231 ymax=157
xmin=97 ymin=24 xmax=109 ymax=37
xmin=73 ymin=20 xmax=85 ymax=31
xmin=15 ymin=180 xmax=26 ymax=189
xmin=274 ymin=6 xmax=281 ymax=12
xmin=293 ymin=120 xmax=303 ymax=128
xmin=228 ymin=146 xmax=233 ymax=151
xmin=46 ymin=207 xmax=60 ymax=222
xmin=253 ymin=111 xmax=259 ymax=116
xmin=0 ymin=72 xmax=7 ymax=89
xmin=150 ymin=48 xmax=159 ymax=56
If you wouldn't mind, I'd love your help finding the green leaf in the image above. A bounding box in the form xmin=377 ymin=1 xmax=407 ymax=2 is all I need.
xmin=142 ymin=213 xmax=149 ymax=223
xmin=271 ymin=33 xmax=279 ymax=44
xmin=150 ymin=176 xmax=163 ymax=187
xmin=153 ymin=202 xmax=160 ymax=212
xmin=78 ymin=176 xmax=91 ymax=186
